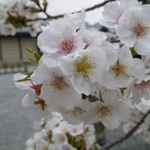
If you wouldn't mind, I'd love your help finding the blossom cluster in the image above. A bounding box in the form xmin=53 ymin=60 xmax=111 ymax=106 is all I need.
xmin=25 ymin=112 xmax=99 ymax=150
xmin=0 ymin=0 xmax=44 ymax=36
xmin=14 ymin=0 xmax=150 ymax=132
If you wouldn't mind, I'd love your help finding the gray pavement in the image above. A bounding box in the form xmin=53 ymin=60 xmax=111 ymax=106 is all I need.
xmin=0 ymin=73 xmax=33 ymax=150
xmin=0 ymin=68 xmax=150 ymax=150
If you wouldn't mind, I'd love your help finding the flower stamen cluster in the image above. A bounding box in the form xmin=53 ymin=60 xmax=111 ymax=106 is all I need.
xmin=74 ymin=56 xmax=93 ymax=76
xmin=133 ymin=23 xmax=149 ymax=36
xmin=50 ymin=76 xmax=67 ymax=90
xmin=60 ymin=37 xmax=74 ymax=53
xmin=111 ymin=60 xmax=126 ymax=77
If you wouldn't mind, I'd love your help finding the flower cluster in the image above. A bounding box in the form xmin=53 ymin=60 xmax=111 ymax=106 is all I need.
xmin=0 ymin=0 xmax=45 ymax=36
xmin=14 ymin=0 xmax=150 ymax=133
xmin=25 ymin=112 xmax=99 ymax=150
xmin=101 ymin=0 xmax=150 ymax=55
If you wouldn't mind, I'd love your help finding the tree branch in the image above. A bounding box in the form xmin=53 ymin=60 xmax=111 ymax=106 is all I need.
xmin=26 ymin=0 xmax=117 ymax=22
xmin=101 ymin=109 xmax=150 ymax=150
xmin=85 ymin=0 xmax=116 ymax=12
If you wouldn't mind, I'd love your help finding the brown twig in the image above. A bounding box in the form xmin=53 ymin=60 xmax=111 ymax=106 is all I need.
xmin=85 ymin=0 xmax=116 ymax=12
xmin=26 ymin=0 xmax=117 ymax=22
xmin=101 ymin=109 xmax=150 ymax=150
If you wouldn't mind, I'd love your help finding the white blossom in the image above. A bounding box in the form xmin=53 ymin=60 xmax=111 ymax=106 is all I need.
xmin=31 ymin=63 xmax=82 ymax=109
xmin=56 ymin=100 xmax=92 ymax=125
xmin=68 ymin=122 xmax=83 ymax=136
xmin=1 ymin=23 xmax=16 ymax=36
xmin=117 ymin=6 xmax=150 ymax=55
xmin=100 ymin=0 xmax=141 ymax=28
xmin=102 ymin=46 xmax=145 ymax=89
xmin=82 ymin=29 xmax=107 ymax=49
xmin=60 ymin=45 xmax=108 ymax=95
xmin=37 ymin=17 xmax=84 ymax=60
xmin=82 ymin=88 xmax=130 ymax=130
xmin=52 ymin=132 xmax=68 ymax=145
xmin=126 ymin=75 xmax=150 ymax=104
xmin=64 ymin=8 xmax=85 ymax=30
xmin=0 ymin=8 xmax=7 ymax=23
xmin=22 ymin=88 xmax=52 ymax=122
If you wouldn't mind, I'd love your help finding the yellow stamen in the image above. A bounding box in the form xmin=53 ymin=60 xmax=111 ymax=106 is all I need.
xmin=74 ymin=56 xmax=93 ymax=76
xmin=111 ymin=60 xmax=125 ymax=76
xmin=133 ymin=24 xmax=149 ymax=36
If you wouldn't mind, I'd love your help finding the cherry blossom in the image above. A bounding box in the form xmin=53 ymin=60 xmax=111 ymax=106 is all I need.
xmin=31 ymin=63 xmax=82 ymax=109
xmin=60 ymin=45 xmax=108 ymax=95
xmin=37 ymin=17 xmax=85 ymax=60
xmin=82 ymin=29 xmax=107 ymax=49
xmin=117 ymin=6 xmax=150 ymax=55
xmin=102 ymin=46 xmax=145 ymax=89
xmin=83 ymin=100 xmax=130 ymax=130
xmin=126 ymin=75 xmax=150 ymax=104
xmin=100 ymin=0 xmax=141 ymax=28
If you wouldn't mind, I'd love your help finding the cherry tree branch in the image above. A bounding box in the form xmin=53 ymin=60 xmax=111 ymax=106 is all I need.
xmin=85 ymin=0 xmax=116 ymax=12
xmin=101 ymin=109 xmax=150 ymax=150
xmin=26 ymin=0 xmax=117 ymax=22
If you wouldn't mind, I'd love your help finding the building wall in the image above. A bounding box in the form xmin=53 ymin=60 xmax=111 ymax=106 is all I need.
xmin=0 ymin=35 xmax=39 ymax=69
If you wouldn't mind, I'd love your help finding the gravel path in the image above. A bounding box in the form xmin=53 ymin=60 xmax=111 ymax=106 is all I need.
xmin=0 ymin=70 xmax=150 ymax=150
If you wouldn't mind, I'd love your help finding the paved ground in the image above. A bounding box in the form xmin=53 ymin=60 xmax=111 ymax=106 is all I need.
xmin=0 ymin=67 xmax=150 ymax=150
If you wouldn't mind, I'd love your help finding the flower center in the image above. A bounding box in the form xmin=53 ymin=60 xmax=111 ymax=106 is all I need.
xmin=66 ymin=106 xmax=85 ymax=119
xmin=61 ymin=38 xmax=74 ymax=53
xmin=96 ymin=106 xmax=111 ymax=121
xmin=111 ymin=60 xmax=125 ymax=76
xmin=72 ymin=128 xmax=78 ymax=133
xmin=74 ymin=55 xmax=94 ymax=76
xmin=133 ymin=24 xmax=149 ymax=36
xmin=7 ymin=27 xmax=12 ymax=32
xmin=50 ymin=76 xmax=67 ymax=90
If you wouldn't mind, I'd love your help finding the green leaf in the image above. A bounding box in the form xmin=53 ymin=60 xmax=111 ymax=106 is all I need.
xmin=43 ymin=0 xmax=48 ymax=11
xmin=21 ymin=72 xmax=33 ymax=78
xmin=29 ymin=7 xmax=41 ymax=13
xmin=120 ymin=88 xmax=126 ymax=95
xmin=15 ymin=72 xmax=33 ymax=82
xmin=41 ymin=104 xmax=45 ymax=111
xmin=34 ymin=101 xmax=39 ymax=105
xmin=28 ymin=58 xmax=38 ymax=63
xmin=26 ymin=47 xmax=41 ymax=63
xmin=99 ymin=90 xmax=104 ymax=102
xmin=6 ymin=12 xmax=28 ymax=28
xmin=130 ymin=47 xmax=138 ymax=57
xmin=15 ymin=78 xmax=30 ymax=82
